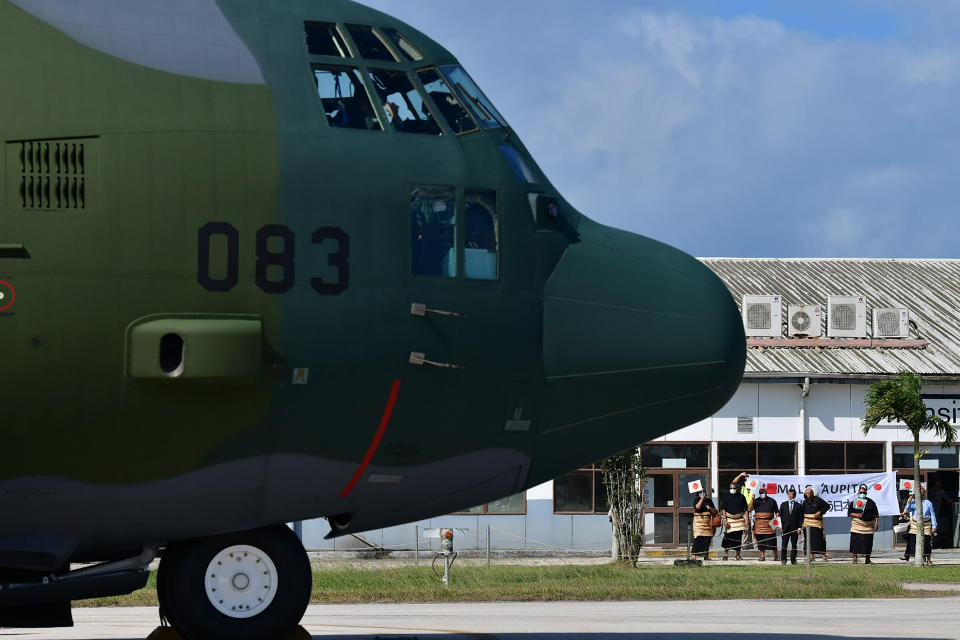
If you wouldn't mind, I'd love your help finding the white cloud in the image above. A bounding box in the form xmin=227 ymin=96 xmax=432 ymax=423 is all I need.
xmin=357 ymin=1 xmax=960 ymax=258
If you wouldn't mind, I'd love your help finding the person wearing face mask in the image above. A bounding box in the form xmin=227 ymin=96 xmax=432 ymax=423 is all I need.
xmin=692 ymin=489 xmax=718 ymax=560
xmin=802 ymin=486 xmax=831 ymax=561
xmin=751 ymin=487 xmax=779 ymax=562
xmin=721 ymin=472 xmax=750 ymax=561
xmin=902 ymin=486 xmax=938 ymax=566
xmin=848 ymin=483 xmax=879 ymax=564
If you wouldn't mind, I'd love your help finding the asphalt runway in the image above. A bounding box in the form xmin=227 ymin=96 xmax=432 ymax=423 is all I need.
xmin=3 ymin=599 xmax=958 ymax=640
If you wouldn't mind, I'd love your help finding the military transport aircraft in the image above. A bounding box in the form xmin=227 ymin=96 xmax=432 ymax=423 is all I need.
xmin=0 ymin=0 xmax=745 ymax=637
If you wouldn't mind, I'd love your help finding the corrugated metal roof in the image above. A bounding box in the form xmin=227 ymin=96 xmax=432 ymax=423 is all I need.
xmin=701 ymin=258 xmax=960 ymax=379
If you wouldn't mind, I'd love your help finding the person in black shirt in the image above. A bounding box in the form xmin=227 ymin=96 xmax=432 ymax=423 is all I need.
xmin=848 ymin=483 xmax=879 ymax=564
xmin=721 ymin=473 xmax=749 ymax=561
xmin=779 ymin=489 xmax=803 ymax=565
xmin=692 ymin=490 xmax=718 ymax=560
xmin=751 ymin=488 xmax=779 ymax=562
xmin=802 ymin=487 xmax=831 ymax=561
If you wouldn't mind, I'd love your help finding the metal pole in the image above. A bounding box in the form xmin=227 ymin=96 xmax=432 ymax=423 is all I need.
xmin=443 ymin=555 xmax=451 ymax=588
xmin=414 ymin=526 xmax=419 ymax=567
xmin=686 ymin=523 xmax=693 ymax=561
xmin=806 ymin=526 xmax=812 ymax=578
xmin=486 ymin=525 xmax=491 ymax=568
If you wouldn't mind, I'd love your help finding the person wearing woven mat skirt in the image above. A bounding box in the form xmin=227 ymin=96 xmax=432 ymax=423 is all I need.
xmin=751 ymin=488 xmax=779 ymax=562
xmin=902 ymin=488 xmax=938 ymax=566
xmin=692 ymin=490 xmax=718 ymax=560
xmin=848 ymin=484 xmax=879 ymax=564
xmin=721 ymin=473 xmax=750 ymax=561
xmin=802 ymin=486 xmax=831 ymax=561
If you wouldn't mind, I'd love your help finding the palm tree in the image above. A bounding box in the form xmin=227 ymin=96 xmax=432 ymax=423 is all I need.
xmin=862 ymin=372 xmax=955 ymax=567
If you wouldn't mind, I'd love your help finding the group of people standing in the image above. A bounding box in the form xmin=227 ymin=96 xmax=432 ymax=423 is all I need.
xmin=690 ymin=473 xmax=883 ymax=564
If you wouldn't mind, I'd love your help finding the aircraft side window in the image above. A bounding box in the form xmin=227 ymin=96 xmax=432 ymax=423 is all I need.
xmin=379 ymin=27 xmax=424 ymax=61
xmin=464 ymin=189 xmax=499 ymax=281
xmin=312 ymin=65 xmax=383 ymax=131
xmin=411 ymin=186 xmax=457 ymax=278
xmin=345 ymin=24 xmax=397 ymax=61
xmin=367 ymin=68 xmax=442 ymax=136
xmin=304 ymin=22 xmax=350 ymax=58
xmin=416 ymin=68 xmax=477 ymax=135
xmin=440 ymin=65 xmax=506 ymax=130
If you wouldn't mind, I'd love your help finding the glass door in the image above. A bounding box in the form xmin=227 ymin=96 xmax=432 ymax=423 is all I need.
xmin=643 ymin=471 xmax=710 ymax=547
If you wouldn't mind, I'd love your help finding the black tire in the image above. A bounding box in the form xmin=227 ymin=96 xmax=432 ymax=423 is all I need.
xmin=157 ymin=526 xmax=311 ymax=640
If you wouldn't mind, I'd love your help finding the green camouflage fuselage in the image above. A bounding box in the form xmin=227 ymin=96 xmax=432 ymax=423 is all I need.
xmin=0 ymin=0 xmax=744 ymax=564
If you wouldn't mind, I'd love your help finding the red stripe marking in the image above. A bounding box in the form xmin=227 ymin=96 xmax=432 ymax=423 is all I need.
xmin=340 ymin=380 xmax=402 ymax=498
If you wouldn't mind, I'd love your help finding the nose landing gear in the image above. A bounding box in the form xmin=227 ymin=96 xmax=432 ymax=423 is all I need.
xmin=158 ymin=525 xmax=311 ymax=640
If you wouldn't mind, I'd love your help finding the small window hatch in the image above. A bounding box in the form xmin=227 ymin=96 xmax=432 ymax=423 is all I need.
xmin=737 ymin=417 xmax=755 ymax=434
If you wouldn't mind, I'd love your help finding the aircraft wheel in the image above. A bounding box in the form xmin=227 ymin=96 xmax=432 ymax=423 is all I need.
xmin=158 ymin=525 xmax=311 ymax=640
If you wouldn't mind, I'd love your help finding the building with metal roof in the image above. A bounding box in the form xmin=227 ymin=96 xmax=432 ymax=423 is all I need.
xmin=296 ymin=258 xmax=960 ymax=556
xmin=704 ymin=258 xmax=960 ymax=381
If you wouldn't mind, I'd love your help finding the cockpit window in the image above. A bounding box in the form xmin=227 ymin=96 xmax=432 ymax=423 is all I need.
xmin=440 ymin=65 xmax=506 ymax=130
xmin=305 ymin=22 xmax=349 ymax=58
xmin=312 ymin=65 xmax=383 ymax=131
xmin=464 ymin=190 xmax=499 ymax=280
xmin=367 ymin=69 xmax=442 ymax=136
xmin=345 ymin=24 xmax=396 ymax=61
xmin=380 ymin=28 xmax=424 ymax=61
xmin=411 ymin=186 xmax=457 ymax=277
xmin=416 ymin=68 xmax=477 ymax=135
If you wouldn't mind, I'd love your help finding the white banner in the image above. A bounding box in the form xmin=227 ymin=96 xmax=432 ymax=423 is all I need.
xmin=749 ymin=472 xmax=899 ymax=517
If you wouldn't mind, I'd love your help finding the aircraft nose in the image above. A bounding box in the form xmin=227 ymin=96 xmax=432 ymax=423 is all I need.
xmin=540 ymin=219 xmax=745 ymax=444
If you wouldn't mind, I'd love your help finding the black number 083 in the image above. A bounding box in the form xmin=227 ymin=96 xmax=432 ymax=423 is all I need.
xmin=197 ymin=222 xmax=349 ymax=295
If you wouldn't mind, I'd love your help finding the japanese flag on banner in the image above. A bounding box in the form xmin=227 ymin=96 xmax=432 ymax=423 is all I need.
xmin=688 ymin=479 xmax=704 ymax=493
xmin=770 ymin=517 xmax=782 ymax=530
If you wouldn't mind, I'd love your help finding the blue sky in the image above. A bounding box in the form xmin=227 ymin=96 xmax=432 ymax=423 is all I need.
xmin=358 ymin=1 xmax=959 ymax=258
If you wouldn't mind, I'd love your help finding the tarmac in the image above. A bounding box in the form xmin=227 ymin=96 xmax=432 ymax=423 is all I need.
xmin=6 ymin=598 xmax=960 ymax=640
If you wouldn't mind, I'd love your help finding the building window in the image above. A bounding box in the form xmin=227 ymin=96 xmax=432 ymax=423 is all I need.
xmin=641 ymin=444 xmax=709 ymax=468
xmin=554 ymin=466 xmax=608 ymax=514
xmin=894 ymin=445 xmax=959 ymax=469
xmin=456 ymin=492 xmax=526 ymax=515
xmin=718 ymin=442 xmax=797 ymax=490
xmin=806 ymin=442 xmax=884 ymax=472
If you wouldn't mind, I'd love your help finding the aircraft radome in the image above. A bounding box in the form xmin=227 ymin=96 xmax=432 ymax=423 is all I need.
xmin=0 ymin=0 xmax=746 ymax=637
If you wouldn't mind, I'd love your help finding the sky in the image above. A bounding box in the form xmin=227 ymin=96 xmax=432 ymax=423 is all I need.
xmin=357 ymin=0 xmax=960 ymax=259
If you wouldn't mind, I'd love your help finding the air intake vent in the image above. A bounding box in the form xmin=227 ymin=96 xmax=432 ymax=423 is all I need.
xmin=7 ymin=137 xmax=99 ymax=211
xmin=737 ymin=417 xmax=755 ymax=434
xmin=827 ymin=295 xmax=867 ymax=338
xmin=874 ymin=307 xmax=910 ymax=338
xmin=742 ymin=295 xmax=782 ymax=338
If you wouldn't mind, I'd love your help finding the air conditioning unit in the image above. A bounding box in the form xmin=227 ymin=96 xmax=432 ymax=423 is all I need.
xmin=873 ymin=307 xmax=910 ymax=338
xmin=827 ymin=295 xmax=867 ymax=338
xmin=788 ymin=304 xmax=822 ymax=338
xmin=742 ymin=295 xmax=782 ymax=338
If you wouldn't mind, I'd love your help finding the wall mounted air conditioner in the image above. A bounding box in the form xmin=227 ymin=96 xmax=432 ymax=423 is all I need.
xmin=827 ymin=295 xmax=867 ymax=338
xmin=788 ymin=304 xmax=822 ymax=338
xmin=873 ymin=307 xmax=910 ymax=338
xmin=742 ymin=295 xmax=782 ymax=338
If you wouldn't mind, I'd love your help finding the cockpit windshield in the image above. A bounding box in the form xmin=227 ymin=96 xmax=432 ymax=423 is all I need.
xmin=440 ymin=65 xmax=506 ymax=130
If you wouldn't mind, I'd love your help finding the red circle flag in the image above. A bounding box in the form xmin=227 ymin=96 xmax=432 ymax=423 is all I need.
xmin=874 ymin=484 xmax=882 ymax=490
xmin=904 ymin=481 xmax=913 ymax=489
xmin=856 ymin=500 xmax=864 ymax=507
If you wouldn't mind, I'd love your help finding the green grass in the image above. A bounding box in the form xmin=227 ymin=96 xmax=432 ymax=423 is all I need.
xmin=75 ymin=563 xmax=960 ymax=607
